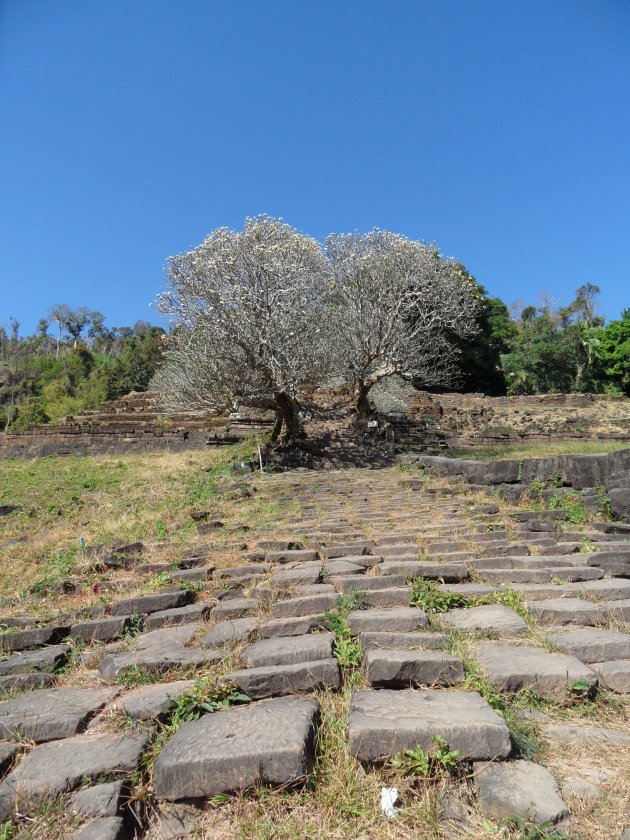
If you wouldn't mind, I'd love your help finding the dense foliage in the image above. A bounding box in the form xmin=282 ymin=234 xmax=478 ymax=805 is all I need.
xmin=0 ymin=307 xmax=164 ymax=430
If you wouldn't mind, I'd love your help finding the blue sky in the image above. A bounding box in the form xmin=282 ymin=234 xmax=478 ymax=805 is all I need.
xmin=1 ymin=0 xmax=629 ymax=334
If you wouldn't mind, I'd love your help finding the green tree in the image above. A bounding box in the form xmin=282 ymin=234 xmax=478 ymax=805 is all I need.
xmin=598 ymin=316 xmax=630 ymax=394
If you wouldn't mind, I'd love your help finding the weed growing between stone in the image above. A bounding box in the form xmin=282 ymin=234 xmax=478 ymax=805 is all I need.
xmin=322 ymin=594 xmax=363 ymax=678
xmin=389 ymin=736 xmax=463 ymax=781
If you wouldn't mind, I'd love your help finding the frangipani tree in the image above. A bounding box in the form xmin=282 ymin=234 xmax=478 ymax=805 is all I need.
xmin=325 ymin=230 xmax=482 ymax=418
xmin=156 ymin=216 xmax=332 ymax=441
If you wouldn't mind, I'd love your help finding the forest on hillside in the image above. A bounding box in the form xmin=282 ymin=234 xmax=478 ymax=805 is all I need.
xmin=1 ymin=282 xmax=628 ymax=432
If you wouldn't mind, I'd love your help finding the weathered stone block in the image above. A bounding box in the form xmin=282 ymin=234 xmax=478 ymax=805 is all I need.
xmin=364 ymin=649 xmax=464 ymax=687
xmin=154 ymin=697 xmax=319 ymax=799
xmin=348 ymin=689 xmax=510 ymax=762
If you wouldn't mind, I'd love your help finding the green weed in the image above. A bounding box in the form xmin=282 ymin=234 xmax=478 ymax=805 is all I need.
xmin=409 ymin=578 xmax=471 ymax=613
xmin=390 ymin=736 xmax=462 ymax=780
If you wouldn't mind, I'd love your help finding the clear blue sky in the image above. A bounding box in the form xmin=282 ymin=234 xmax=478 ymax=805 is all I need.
xmin=1 ymin=0 xmax=629 ymax=334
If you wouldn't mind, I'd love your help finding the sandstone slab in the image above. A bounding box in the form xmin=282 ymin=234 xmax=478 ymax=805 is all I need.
xmin=70 ymin=780 xmax=126 ymax=817
xmin=364 ymin=650 xmax=464 ymax=688
xmin=590 ymin=660 xmax=630 ymax=693
xmin=242 ymin=633 xmax=333 ymax=668
xmin=439 ymin=605 xmax=528 ymax=637
xmin=68 ymin=817 xmax=126 ymax=840
xmin=228 ymin=659 xmax=340 ymax=699
xmin=201 ymin=617 xmax=258 ymax=648
xmin=474 ymin=642 xmax=598 ymax=701
xmin=527 ymin=598 xmax=604 ymax=626
xmin=474 ymin=759 xmax=568 ymax=825
xmin=0 ymin=686 xmax=118 ymax=742
xmin=546 ymin=627 xmax=630 ymax=664
xmin=271 ymin=593 xmax=337 ymax=619
xmin=349 ymin=689 xmax=510 ymax=762
xmin=359 ymin=631 xmax=446 ymax=651
xmin=347 ymin=608 xmax=428 ymax=634
xmin=2 ymin=731 xmax=148 ymax=807
xmin=154 ymin=696 xmax=318 ymax=799
xmin=0 ymin=644 xmax=69 ymax=676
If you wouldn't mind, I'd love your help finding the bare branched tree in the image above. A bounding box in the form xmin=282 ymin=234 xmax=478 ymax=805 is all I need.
xmin=325 ymin=230 xmax=482 ymax=418
xmin=155 ymin=216 xmax=332 ymax=442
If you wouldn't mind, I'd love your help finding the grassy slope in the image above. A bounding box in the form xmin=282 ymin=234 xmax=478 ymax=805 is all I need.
xmin=446 ymin=439 xmax=629 ymax=461
xmin=0 ymin=440 xmax=267 ymax=597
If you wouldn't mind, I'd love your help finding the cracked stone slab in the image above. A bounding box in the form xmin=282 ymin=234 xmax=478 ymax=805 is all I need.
xmin=347 ymin=608 xmax=428 ymax=634
xmin=474 ymin=760 xmax=569 ymax=825
xmin=348 ymin=689 xmax=511 ymax=762
xmin=0 ymin=686 xmax=119 ymax=742
xmin=1 ymin=731 xmax=148 ymax=809
xmin=227 ymin=659 xmax=340 ymax=699
xmin=364 ymin=649 xmax=464 ymax=687
xmin=439 ymin=605 xmax=528 ymax=637
xmin=474 ymin=642 xmax=598 ymax=701
xmin=242 ymin=633 xmax=333 ymax=668
xmin=527 ymin=598 xmax=604 ymax=626
xmin=546 ymin=627 xmax=630 ymax=664
xmin=154 ymin=696 xmax=319 ymax=799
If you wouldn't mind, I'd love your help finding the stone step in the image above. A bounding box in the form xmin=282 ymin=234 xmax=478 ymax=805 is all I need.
xmin=153 ymin=697 xmax=319 ymax=799
xmin=364 ymin=649 xmax=465 ymax=687
xmin=347 ymin=607 xmax=428 ymax=634
xmin=348 ymin=689 xmax=511 ymax=763
xmin=227 ymin=659 xmax=341 ymax=699
xmin=359 ymin=631 xmax=447 ymax=651
xmin=527 ymin=598 xmax=605 ymax=626
xmin=438 ymin=605 xmax=528 ymax=637
xmin=241 ymin=633 xmax=334 ymax=668
xmin=474 ymin=642 xmax=598 ymax=701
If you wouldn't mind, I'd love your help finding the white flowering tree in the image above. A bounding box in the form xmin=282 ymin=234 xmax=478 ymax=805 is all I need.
xmin=325 ymin=230 xmax=482 ymax=419
xmin=155 ymin=216 xmax=332 ymax=442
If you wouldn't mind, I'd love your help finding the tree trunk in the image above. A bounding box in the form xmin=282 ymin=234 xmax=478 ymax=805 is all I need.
xmin=273 ymin=392 xmax=303 ymax=443
xmin=353 ymin=380 xmax=373 ymax=422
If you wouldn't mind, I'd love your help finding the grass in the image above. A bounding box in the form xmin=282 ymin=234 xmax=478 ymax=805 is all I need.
xmin=0 ymin=436 xmax=287 ymax=600
xmin=446 ymin=440 xmax=629 ymax=462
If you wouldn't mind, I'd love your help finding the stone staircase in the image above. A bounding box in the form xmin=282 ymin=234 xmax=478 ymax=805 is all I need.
xmin=0 ymin=392 xmax=276 ymax=459
xmin=0 ymin=467 xmax=629 ymax=836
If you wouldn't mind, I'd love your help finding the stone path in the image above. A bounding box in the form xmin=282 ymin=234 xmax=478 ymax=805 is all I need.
xmin=0 ymin=465 xmax=629 ymax=837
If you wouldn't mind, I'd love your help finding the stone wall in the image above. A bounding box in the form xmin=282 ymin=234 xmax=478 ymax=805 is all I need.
xmin=0 ymin=392 xmax=275 ymax=460
xmin=404 ymin=391 xmax=630 ymax=448
xmin=401 ymin=448 xmax=630 ymax=521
